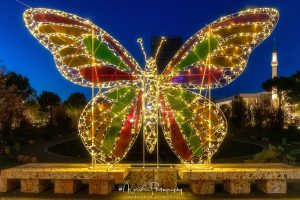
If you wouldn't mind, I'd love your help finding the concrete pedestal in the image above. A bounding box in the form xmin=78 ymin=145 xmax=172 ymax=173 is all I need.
xmin=89 ymin=180 xmax=114 ymax=195
xmin=223 ymin=180 xmax=251 ymax=194
xmin=54 ymin=179 xmax=82 ymax=194
xmin=0 ymin=163 xmax=299 ymax=195
xmin=190 ymin=180 xmax=214 ymax=194
xmin=257 ymin=179 xmax=287 ymax=193
xmin=130 ymin=168 xmax=177 ymax=189
xmin=0 ymin=178 xmax=19 ymax=192
xmin=0 ymin=163 xmax=128 ymax=195
xmin=20 ymin=179 xmax=51 ymax=193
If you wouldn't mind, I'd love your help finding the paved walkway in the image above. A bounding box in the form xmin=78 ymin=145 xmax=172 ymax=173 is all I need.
xmin=9 ymin=136 xmax=265 ymax=164
xmin=12 ymin=136 xmax=89 ymax=163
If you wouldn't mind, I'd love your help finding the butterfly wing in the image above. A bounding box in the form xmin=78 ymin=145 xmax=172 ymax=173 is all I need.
xmin=24 ymin=8 xmax=144 ymax=163
xmin=160 ymin=86 xmax=226 ymax=163
xmin=161 ymin=8 xmax=279 ymax=89
xmin=79 ymin=85 xmax=142 ymax=163
xmin=159 ymin=8 xmax=278 ymax=163
xmin=24 ymin=8 xmax=143 ymax=88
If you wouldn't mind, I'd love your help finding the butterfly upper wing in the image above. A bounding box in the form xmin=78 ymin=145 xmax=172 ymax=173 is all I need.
xmin=161 ymin=8 xmax=279 ymax=89
xmin=160 ymin=86 xmax=226 ymax=163
xmin=24 ymin=8 xmax=143 ymax=88
xmin=79 ymin=85 xmax=143 ymax=163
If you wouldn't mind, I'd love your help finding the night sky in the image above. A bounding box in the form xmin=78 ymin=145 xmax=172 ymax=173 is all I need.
xmin=0 ymin=0 xmax=299 ymax=100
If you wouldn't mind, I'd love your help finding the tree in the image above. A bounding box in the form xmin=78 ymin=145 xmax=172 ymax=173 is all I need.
xmin=220 ymin=104 xmax=231 ymax=120
xmin=262 ymin=73 xmax=300 ymax=129
xmin=230 ymin=95 xmax=248 ymax=133
xmin=37 ymin=91 xmax=61 ymax=126
xmin=289 ymin=72 xmax=300 ymax=112
xmin=0 ymin=67 xmax=28 ymax=135
xmin=64 ymin=92 xmax=87 ymax=109
xmin=2 ymin=72 xmax=36 ymax=102
xmin=0 ymin=62 xmax=6 ymax=76
xmin=265 ymin=108 xmax=284 ymax=133
xmin=287 ymin=71 xmax=300 ymax=104
xmin=25 ymin=100 xmax=48 ymax=125
xmin=246 ymin=106 xmax=254 ymax=128
xmin=0 ymin=88 xmax=27 ymax=135
xmin=253 ymin=105 xmax=265 ymax=131
xmin=262 ymin=76 xmax=294 ymax=110
xmin=64 ymin=92 xmax=87 ymax=131
xmin=219 ymin=104 xmax=232 ymax=134
xmin=52 ymin=105 xmax=73 ymax=135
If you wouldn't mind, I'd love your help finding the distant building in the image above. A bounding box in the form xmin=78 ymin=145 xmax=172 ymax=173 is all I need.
xmin=271 ymin=39 xmax=279 ymax=103
xmin=151 ymin=36 xmax=182 ymax=73
xmin=215 ymin=92 xmax=272 ymax=108
xmin=271 ymin=40 xmax=278 ymax=79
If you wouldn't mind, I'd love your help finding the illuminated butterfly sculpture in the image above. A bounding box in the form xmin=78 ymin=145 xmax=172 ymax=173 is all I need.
xmin=24 ymin=8 xmax=278 ymax=164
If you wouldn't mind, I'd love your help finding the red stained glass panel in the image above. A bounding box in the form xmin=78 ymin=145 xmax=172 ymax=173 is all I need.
xmin=212 ymin=13 xmax=270 ymax=29
xmin=113 ymin=91 xmax=142 ymax=158
xmin=80 ymin=66 xmax=135 ymax=83
xmin=33 ymin=13 xmax=94 ymax=29
xmin=160 ymin=95 xmax=192 ymax=161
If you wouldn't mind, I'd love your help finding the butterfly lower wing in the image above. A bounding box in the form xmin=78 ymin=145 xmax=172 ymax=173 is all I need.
xmin=161 ymin=8 xmax=279 ymax=89
xmin=160 ymin=86 xmax=227 ymax=163
xmin=78 ymin=85 xmax=142 ymax=163
xmin=24 ymin=8 xmax=143 ymax=88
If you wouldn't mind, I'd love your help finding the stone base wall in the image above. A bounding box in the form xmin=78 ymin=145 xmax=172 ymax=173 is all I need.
xmin=130 ymin=169 xmax=177 ymax=189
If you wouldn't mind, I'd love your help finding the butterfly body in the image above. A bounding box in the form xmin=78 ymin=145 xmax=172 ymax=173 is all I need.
xmin=142 ymin=57 xmax=160 ymax=152
xmin=24 ymin=7 xmax=279 ymax=164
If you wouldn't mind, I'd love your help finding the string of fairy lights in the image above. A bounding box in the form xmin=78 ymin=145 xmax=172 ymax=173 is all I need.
xmin=23 ymin=7 xmax=278 ymax=164
xmin=162 ymin=8 xmax=279 ymax=90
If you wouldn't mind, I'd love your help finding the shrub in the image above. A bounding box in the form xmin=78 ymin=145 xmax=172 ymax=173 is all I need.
xmin=252 ymin=144 xmax=295 ymax=165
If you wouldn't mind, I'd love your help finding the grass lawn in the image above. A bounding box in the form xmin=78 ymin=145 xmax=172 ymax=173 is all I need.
xmin=47 ymin=139 xmax=90 ymax=158
xmin=213 ymin=139 xmax=263 ymax=159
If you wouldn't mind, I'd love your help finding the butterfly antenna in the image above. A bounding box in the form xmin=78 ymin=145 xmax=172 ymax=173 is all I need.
xmin=15 ymin=0 xmax=31 ymax=8
xmin=154 ymin=37 xmax=166 ymax=61
xmin=137 ymin=38 xmax=147 ymax=62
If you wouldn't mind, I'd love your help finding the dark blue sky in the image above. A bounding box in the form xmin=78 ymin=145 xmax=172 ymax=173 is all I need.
xmin=0 ymin=0 xmax=299 ymax=100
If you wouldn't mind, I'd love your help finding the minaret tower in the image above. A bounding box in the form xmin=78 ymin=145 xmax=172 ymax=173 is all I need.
xmin=271 ymin=39 xmax=278 ymax=102
xmin=271 ymin=39 xmax=278 ymax=78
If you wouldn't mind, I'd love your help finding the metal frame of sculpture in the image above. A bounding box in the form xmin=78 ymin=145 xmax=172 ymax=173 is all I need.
xmin=23 ymin=7 xmax=279 ymax=164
